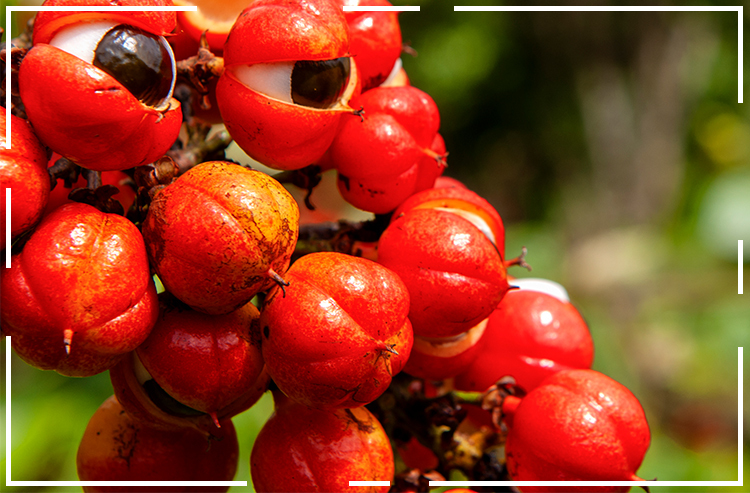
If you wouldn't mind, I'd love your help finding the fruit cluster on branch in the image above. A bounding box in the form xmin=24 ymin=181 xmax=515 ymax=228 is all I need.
xmin=0 ymin=1 xmax=653 ymax=492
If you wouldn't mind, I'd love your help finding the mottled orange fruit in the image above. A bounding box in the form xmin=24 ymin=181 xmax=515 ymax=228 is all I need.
xmin=142 ymin=161 xmax=299 ymax=314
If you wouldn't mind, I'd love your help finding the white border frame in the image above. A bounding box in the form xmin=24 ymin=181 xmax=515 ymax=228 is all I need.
xmin=2 ymin=3 xmax=746 ymax=491
xmin=4 ymin=8 xmax=247 ymax=488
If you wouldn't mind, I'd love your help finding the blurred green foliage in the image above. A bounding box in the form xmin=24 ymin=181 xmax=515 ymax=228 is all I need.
xmin=2 ymin=0 xmax=748 ymax=491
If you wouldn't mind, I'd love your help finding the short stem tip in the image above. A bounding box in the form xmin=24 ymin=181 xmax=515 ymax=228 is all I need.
xmin=63 ymin=328 xmax=73 ymax=355
xmin=209 ymin=411 xmax=221 ymax=429
xmin=267 ymin=268 xmax=290 ymax=298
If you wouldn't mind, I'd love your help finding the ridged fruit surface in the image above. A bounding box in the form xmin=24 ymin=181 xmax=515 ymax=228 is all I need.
xmin=142 ymin=161 xmax=299 ymax=314
xmin=261 ymin=252 xmax=412 ymax=409
xmin=504 ymin=369 xmax=650 ymax=492
xmin=1 ymin=203 xmax=157 ymax=376
xmin=77 ymin=395 xmax=238 ymax=493
xmin=251 ymin=392 xmax=394 ymax=492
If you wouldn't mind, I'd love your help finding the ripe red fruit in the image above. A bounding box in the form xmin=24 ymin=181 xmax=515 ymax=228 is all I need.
xmin=135 ymin=293 xmax=265 ymax=426
xmin=77 ymin=395 xmax=238 ymax=493
xmin=1 ymin=202 xmax=158 ymax=376
xmin=342 ymin=0 xmax=403 ymax=91
xmin=217 ymin=0 xmax=359 ymax=169
xmin=0 ymin=113 xmax=50 ymax=249
xmin=251 ymin=391 xmax=394 ymax=492
xmin=142 ymin=161 xmax=299 ymax=315
xmin=330 ymin=86 xmax=443 ymax=213
xmin=110 ymin=350 xmax=269 ymax=436
xmin=261 ymin=252 xmax=413 ymax=409
xmin=378 ymin=207 xmax=509 ymax=338
xmin=454 ymin=278 xmax=594 ymax=394
xmin=394 ymin=185 xmax=506 ymax=260
xmin=19 ymin=0 xmax=182 ymax=171
xmin=503 ymin=369 xmax=650 ymax=492
xmin=402 ymin=317 xmax=489 ymax=381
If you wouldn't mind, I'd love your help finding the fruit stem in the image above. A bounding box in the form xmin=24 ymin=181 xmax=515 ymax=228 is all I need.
xmin=505 ymin=246 xmax=532 ymax=271
xmin=421 ymin=147 xmax=449 ymax=168
xmin=352 ymin=106 xmax=365 ymax=122
xmin=377 ymin=342 xmax=399 ymax=356
xmin=63 ymin=328 xmax=73 ymax=355
xmin=267 ymin=268 xmax=290 ymax=297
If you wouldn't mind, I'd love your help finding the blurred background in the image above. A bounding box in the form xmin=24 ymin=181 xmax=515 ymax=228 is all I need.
xmin=2 ymin=0 xmax=748 ymax=491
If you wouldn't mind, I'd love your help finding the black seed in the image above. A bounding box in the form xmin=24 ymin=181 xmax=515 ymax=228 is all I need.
xmin=93 ymin=25 xmax=173 ymax=107
xmin=291 ymin=57 xmax=350 ymax=109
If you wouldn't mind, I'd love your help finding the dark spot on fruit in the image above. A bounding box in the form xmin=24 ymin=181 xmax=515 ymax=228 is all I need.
xmin=338 ymin=174 xmax=350 ymax=191
xmin=263 ymin=326 xmax=270 ymax=338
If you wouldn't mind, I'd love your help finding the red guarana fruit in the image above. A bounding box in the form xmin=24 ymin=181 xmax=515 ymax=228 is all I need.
xmin=135 ymin=293 xmax=265 ymax=427
xmin=251 ymin=391 xmax=394 ymax=492
xmin=454 ymin=278 xmax=594 ymax=395
xmin=341 ymin=0 xmax=403 ymax=91
xmin=77 ymin=395 xmax=239 ymax=493
xmin=216 ymin=0 xmax=359 ymax=170
xmin=0 ymin=113 xmax=50 ymax=249
xmin=1 ymin=203 xmax=158 ymax=376
xmin=378 ymin=188 xmax=509 ymax=338
xmin=402 ymin=317 xmax=489 ymax=381
xmin=110 ymin=349 xmax=270 ymax=436
xmin=394 ymin=185 xmax=506 ymax=260
xmin=330 ymin=85 xmax=444 ymax=214
xmin=502 ymin=369 xmax=651 ymax=492
xmin=260 ymin=252 xmax=413 ymax=409
xmin=433 ymin=176 xmax=467 ymax=189
xmin=142 ymin=161 xmax=299 ymax=315
xmin=18 ymin=0 xmax=181 ymax=171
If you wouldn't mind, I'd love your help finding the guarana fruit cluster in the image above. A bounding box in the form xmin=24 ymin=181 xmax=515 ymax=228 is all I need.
xmin=0 ymin=0 xmax=653 ymax=491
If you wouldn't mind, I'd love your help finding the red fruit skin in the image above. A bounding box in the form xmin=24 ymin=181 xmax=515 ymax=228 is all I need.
xmin=19 ymin=48 xmax=181 ymax=171
xmin=77 ymin=396 xmax=238 ymax=493
xmin=19 ymin=0 xmax=181 ymax=171
xmin=217 ymin=0 xmax=355 ymax=170
xmin=136 ymin=295 xmax=265 ymax=414
xmin=0 ymin=113 xmax=50 ymax=249
xmin=142 ymin=161 xmax=299 ymax=315
xmin=413 ymin=132 xmax=447 ymax=192
xmin=110 ymin=351 xmax=270 ymax=436
xmin=251 ymin=392 xmax=394 ymax=492
xmin=342 ymin=0 xmax=402 ymax=91
xmin=260 ymin=252 xmax=413 ymax=409
xmin=0 ymin=203 xmax=158 ymax=376
xmin=222 ymin=0 xmax=348 ymax=66
xmin=434 ymin=176 xmax=467 ymax=189
xmin=378 ymin=208 xmax=509 ymax=338
xmin=33 ymin=0 xmax=176 ymax=44
xmin=454 ymin=288 xmax=594 ymax=395
xmin=334 ymin=86 xmax=440 ymax=178
xmin=217 ymin=68 xmax=356 ymax=170
xmin=394 ymin=185 xmax=505 ymax=260
xmin=402 ymin=318 xmax=489 ymax=381
xmin=331 ymin=86 xmax=441 ymax=213
xmin=504 ymin=369 xmax=650 ymax=492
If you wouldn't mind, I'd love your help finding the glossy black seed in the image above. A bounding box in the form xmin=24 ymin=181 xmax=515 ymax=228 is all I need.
xmin=291 ymin=57 xmax=350 ymax=109
xmin=93 ymin=25 xmax=173 ymax=107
